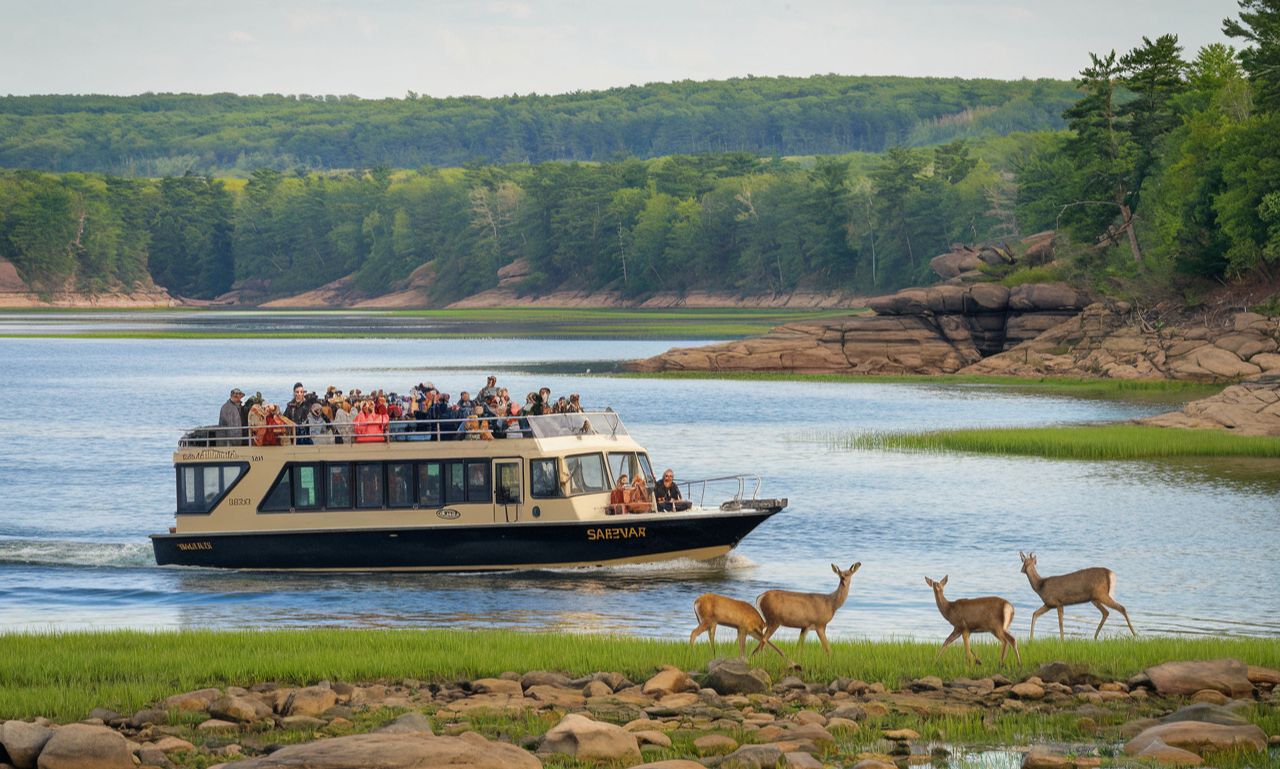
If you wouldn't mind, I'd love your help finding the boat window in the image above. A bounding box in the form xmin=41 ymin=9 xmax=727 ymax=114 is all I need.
xmin=530 ymin=458 xmax=559 ymax=498
xmin=260 ymin=467 xmax=292 ymax=512
xmin=608 ymin=452 xmax=641 ymax=485
xmin=327 ymin=464 xmax=351 ymax=509
xmin=445 ymin=462 xmax=466 ymax=504
xmin=565 ymin=453 xmax=608 ymax=495
xmin=466 ymin=461 xmax=491 ymax=503
xmin=495 ymin=462 xmax=520 ymax=505
xmin=356 ymin=462 xmax=384 ymax=509
xmin=388 ymin=462 xmax=414 ymax=508
xmin=292 ymin=464 xmax=322 ymax=510
xmin=638 ymin=453 xmax=656 ymax=485
xmin=417 ymin=462 xmax=442 ymax=507
xmin=177 ymin=463 xmax=248 ymax=514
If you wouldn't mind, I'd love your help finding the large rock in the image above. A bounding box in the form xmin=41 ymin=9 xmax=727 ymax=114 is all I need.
xmin=1134 ymin=739 xmax=1203 ymax=766
xmin=161 ymin=687 xmax=221 ymax=712
xmin=539 ymin=713 xmax=640 ymax=763
xmin=2 ymin=721 xmax=53 ymax=769
xmin=1008 ymin=283 xmax=1086 ymax=312
xmin=1142 ymin=376 xmax=1280 ymax=436
xmin=703 ymin=658 xmax=771 ymax=695
xmin=642 ymin=666 xmax=696 ymax=696
xmin=34 ymin=724 xmax=133 ymax=769
xmin=282 ymin=685 xmax=338 ymax=717
xmin=375 ymin=712 xmax=434 ymax=734
xmin=227 ymin=731 xmax=541 ymax=768
xmin=719 ymin=744 xmax=784 ymax=769
xmin=930 ymin=248 xmax=983 ymax=280
xmin=1124 ymin=721 xmax=1267 ymax=757
xmin=1143 ymin=659 xmax=1255 ymax=698
xmin=1159 ymin=703 xmax=1249 ymax=727
xmin=209 ymin=694 xmax=272 ymax=722
xmin=1021 ymin=746 xmax=1072 ymax=769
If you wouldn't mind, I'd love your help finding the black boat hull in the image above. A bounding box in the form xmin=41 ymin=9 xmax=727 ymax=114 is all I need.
xmin=151 ymin=508 xmax=779 ymax=571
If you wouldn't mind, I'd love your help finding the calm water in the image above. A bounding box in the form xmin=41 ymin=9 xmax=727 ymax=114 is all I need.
xmin=1 ymin=331 xmax=1278 ymax=640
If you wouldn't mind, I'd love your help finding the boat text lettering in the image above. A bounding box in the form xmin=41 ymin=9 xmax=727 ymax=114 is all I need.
xmin=176 ymin=541 xmax=213 ymax=551
xmin=587 ymin=526 xmax=646 ymax=541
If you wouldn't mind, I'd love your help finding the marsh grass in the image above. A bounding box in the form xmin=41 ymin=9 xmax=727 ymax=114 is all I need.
xmin=838 ymin=425 xmax=1280 ymax=460
xmin=1 ymin=630 xmax=1277 ymax=721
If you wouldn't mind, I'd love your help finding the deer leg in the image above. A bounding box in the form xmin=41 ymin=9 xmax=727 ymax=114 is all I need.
xmin=707 ymin=624 xmax=717 ymax=654
xmin=1002 ymin=630 xmax=1022 ymax=667
xmin=962 ymin=629 xmax=981 ymax=666
xmin=750 ymin=624 xmax=778 ymax=657
xmin=1029 ymin=605 xmax=1050 ymax=641
xmin=754 ymin=631 xmax=801 ymax=670
xmin=797 ymin=628 xmax=809 ymax=647
xmin=689 ymin=619 xmax=711 ymax=647
xmin=937 ymin=629 xmax=962 ymax=658
xmin=816 ymin=626 xmax=831 ymax=655
xmin=1056 ymin=606 xmax=1065 ymax=641
xmin=1101 ymin=596 xmax=1136 ymax=636
xmin=1092 ymin=601 xmax=1110 ymax=639
xmin=736 ymin=628 xmax=748 ymax=659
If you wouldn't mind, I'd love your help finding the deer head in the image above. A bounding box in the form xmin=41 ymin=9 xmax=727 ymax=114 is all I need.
xmin=1019 ymin=551 xmax=1037 ymax=575
xmin=832 ymin=562 xmax=861 ymax=585
xmin=924 ymin=574 xmax=949 ymax=597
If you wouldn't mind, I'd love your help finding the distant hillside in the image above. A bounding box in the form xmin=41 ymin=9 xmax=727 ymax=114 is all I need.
xmin=0 ymin=75 xmax=1076 ymax=174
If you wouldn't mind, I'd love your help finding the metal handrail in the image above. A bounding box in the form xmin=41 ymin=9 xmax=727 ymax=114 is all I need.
xmin=679 ymin=474 xmax=764 ymax=506
xmin=179 ymin=410 xmax=626 ymax=447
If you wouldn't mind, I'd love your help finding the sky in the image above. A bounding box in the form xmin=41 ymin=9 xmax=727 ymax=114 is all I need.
xmin=0 ymin=0 xmax=1244 ymax=98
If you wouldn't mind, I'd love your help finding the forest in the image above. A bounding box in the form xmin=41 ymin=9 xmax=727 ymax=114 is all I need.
xmin=2 ymin=2 xmax=1279 ymax=305
xmin=0 ymin=75 xmax=1075 ymax=174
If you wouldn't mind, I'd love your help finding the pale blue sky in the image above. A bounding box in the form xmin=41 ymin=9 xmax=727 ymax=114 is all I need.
xmin=0 ymin=1 xmax=1243 ymax=97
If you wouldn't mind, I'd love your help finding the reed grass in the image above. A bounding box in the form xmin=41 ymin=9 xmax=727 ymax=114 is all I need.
xmin=0 ymin=630 xmax=1276 ymax=721
xmin=841 ymin=425 xmax=1280 ymax=460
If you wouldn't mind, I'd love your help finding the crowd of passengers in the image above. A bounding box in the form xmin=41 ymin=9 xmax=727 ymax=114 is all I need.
xmin=214 ymin=376 xmax=585 ymax=447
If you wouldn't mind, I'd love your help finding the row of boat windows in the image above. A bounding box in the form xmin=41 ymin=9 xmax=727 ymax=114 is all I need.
xmin=175 ymin=451 xmax=654 ymax=514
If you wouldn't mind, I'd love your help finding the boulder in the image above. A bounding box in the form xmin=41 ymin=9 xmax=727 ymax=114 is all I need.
xmin=374 ymin=712 xmax=433 ymax=735
xmin=1124 ymin=721 xmax=1267 ymax=756
xmin=34 ymin=724 xmax=133 ymax=769
xmin=283 ymin=685 xmax=338 ymax=718
xmin=196 ymin=719 xmax=239 ymax=733
xmin=703 ymin=658 xmax=771 ymax=695
xmin=930 ymin=248 xmax=983 ymax=280
xmin=583 ymin=680 xmax=613 ymax=698
xmin=642 ymin=667 xmax=696 ymax=696
xmin=693 ymin=734 xmax=738 ymax=755
xmin=525 ymin=685 xmax=587 ymax=709
xmin=127 ymin=709 xmax=168 ymax=729
xmin=539 ymin=714 xmax=640 ymax=763
xmin=1008 ymin=283 xmax=1085 ymax=312
xmin=210 ymin=694 xmax=272 ymax=722
xmin=2 ymin=721 xmax=53 ymax=769
xmin=718 ymin=744 xmax=783 ymax=769
xmin=1159 ymin=703 xmax=1250 ymax=727
xmin=851 ymin=761 xmax=897 ymax=769
xmin=519 ymin=671 xmax=572 ymax=690
xmin=631 ymin=762 xmax=705 ymax=769
xmin=471 ymin=678 xmax=523 ymax=696
xmin=965 ymin=283 xmax=1010 ymax=313
xmin=1143 ymin=659 xmax=1255 ymax=698
xmin=161 ymin=688 xmax=221 ymax=712
xmin=1134 ymin=739 xmax=1203 ymax=766
xmin=227 ymin=731 xmax=540 ymax=769
xmin=1142 ymin=378 xmax=1280 ymax=436
xmin=1009 ymin=682 xmax=1045 ymax=700
xmin=1021 ymin=746 xmax=1072 ymax=769
xmin=1248 ymin=665 xmax=1280 ymax=686
xmin=867 ymin=288 xmax=930 ymax=316
xmin=631 ymin=731 xmax=671 ymax=748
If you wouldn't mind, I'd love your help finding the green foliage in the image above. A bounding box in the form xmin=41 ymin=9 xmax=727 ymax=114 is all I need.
xmin=1224 ymin=0 xmax=1280 ymax=111
xmin=0 ymin=76 xmax=1078 ymax=174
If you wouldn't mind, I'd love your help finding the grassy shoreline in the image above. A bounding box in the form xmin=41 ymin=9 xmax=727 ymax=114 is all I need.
xmin=2 ymin=629 xmax=1277 ymax=721
xmin=843 ymin=424 xmax=1280 ymax=460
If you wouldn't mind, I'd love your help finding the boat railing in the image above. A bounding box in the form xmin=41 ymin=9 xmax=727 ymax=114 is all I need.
xmin=681 ymin=474 xmax=764 ymax=507
xmin=178 ymin=410 xmax=627 ymax=447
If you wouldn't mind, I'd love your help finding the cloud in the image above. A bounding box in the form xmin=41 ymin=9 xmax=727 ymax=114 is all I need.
xmin=485 ymin=2 xmax=533 ymax=20
xmin=228 ymin=30 xmax=255 ymax=44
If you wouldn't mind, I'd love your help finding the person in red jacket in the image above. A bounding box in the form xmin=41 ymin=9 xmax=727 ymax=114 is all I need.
xmin=353 ymin=400 xmax=386 ymax=443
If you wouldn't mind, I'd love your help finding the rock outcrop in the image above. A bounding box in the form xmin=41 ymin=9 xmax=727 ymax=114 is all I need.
xmin=228 ymin=732 xmax=542 ymax=769
xmin=0 ymin=256 xmax=176 ymax=309
xmin=627 ymin=282 xmax=1088 ymax=374
xmin=1142 ymin=375 xmax=1280 ymax=435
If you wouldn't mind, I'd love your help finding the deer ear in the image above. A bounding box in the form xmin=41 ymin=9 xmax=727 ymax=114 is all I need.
xmin=831 ymin=563 xmax=839 ymax=574
xmin=940 ymin=575 xmax=949 ymax=586
xmin=850 ymin=562 xmax=861 ymax=573
xmin=1019 ymin=550 xmax=1026 ymax=560
xmin=924 ymin=577 xmax=933 ymax=587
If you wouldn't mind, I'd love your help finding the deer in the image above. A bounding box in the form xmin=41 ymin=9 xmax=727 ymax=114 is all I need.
xmin=924 ymin=575 xmax=1021 ymax=667
xmin=1019 ymin=551 xmax=1136 ymax=640
xmin=752 ymin=562 xmax=861 ymax=656
xmin=689 ymin=593 xmax=796 ymax=667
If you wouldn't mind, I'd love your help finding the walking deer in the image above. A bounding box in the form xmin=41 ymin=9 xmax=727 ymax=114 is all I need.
xmin=689 ymin=593 xmax=795 ymax=666
xmin=925 ymin=575 xmax=1021 ymax=667
xmin=752 ymin=562 xmax=861 ymax=656
xmin=1019 ymin=551 xmax=1136 ymax=640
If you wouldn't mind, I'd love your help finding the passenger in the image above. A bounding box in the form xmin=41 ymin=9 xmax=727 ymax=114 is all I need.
xmin=304 ymin=403 xmax=333 ymax=445
xmin=387 ymin=393 xmax=406 ymax=441
xmin=284 ymin=382 xmax=310 ymax=424
xmin=566 ymin=393 xmax=583 ymax=413
xmin=539 ymin=387 xmax=552 ymax=410
xmin=331 ymin=398 xmax=354 ymax=444
xmin=553 ymin=396 xmax=569 ymax=414
xmin=456 ymin=391 xmax=474 ymax=416
xmin=654 ymin=469 xmax=693 ymax=512
xmin=495 ymin=387 xmax=511 ymax=414
xmin=247 ymin=400 xmax=268 ymax=447
xmin=608 ymin=474 xmax=630 ymax=515
xmin=261 ymin=404 xmax=289 ymax=447
xmin=478 ymin=375 xmax=498 ymax=402
xmin=353 ymin=400 xmax=384 ymax=443
xmin=462 ymin=410 xmax=482 ymax=440
xmin=473 ymin=405 xmax=494 ymax=440
xmin=627 ymin=475 xmax=652 ymax=514
xmin=218 ymin=388 xmax=246 ymax=446
xmin=483 ymin=397 xmax=507 ymax=439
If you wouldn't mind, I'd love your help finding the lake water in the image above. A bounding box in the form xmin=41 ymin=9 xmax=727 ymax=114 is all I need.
xmin=1 ymin=330 xmax=1278 ymax=640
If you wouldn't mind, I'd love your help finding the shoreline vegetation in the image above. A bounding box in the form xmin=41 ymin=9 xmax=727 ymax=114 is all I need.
xmin=2 ymin=629 xmax=1277 ymax=722
xmin=838 ymin=424 xmax=1280 ymax=460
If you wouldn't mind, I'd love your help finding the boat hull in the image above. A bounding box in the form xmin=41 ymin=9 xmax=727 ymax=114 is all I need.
xmin=151 ymin=508 xmax=779 ymax=571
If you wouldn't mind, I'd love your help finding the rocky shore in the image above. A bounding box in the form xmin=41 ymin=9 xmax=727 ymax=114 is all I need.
xmin=2 ymin=658 xmax=1276 ymax=769
xmin=0 ymin=257 xmax=177 ymax=309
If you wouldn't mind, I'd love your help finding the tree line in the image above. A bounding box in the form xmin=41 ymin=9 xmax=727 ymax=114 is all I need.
xmin=0 ymin=75 xmax=1075 ymax=175
xmin=1013 ymin=0 xmax=1280 ymax=285
xmin=0 ymin=142 xmax=1030 ymax=300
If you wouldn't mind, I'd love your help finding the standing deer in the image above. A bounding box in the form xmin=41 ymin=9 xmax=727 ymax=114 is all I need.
xmin=924 ymin=575 xmax=1021 ymax=667
xmin=1019 ymin=551 xmax=1136 ymax=640
xmin=752 ymin=562 xmax=861 ymax=656
xmin=689 ymin=593 xmax=796 ymax=666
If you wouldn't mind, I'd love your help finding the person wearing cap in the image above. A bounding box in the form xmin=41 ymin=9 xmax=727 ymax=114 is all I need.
xmin=218 ymin=388 xmax=246 ymax=446
xmin=478 ymin=375 xmax=498 ymax=402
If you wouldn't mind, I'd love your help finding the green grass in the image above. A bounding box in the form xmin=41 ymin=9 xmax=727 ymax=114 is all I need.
xmin=1 ymin=630 xmax=1277 ymax=721
xmin=841 ymin=425 xmax=1280 ymax=460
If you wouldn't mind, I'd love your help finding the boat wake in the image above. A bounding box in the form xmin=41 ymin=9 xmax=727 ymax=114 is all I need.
xmin=0 ymin=537 xmax=154 ymax=568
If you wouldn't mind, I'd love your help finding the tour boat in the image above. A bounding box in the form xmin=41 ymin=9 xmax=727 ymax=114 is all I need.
xmin=151 ymin=410 xmax=786 ymax=571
